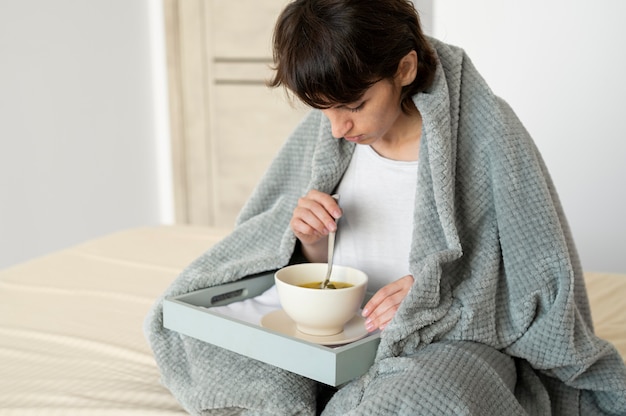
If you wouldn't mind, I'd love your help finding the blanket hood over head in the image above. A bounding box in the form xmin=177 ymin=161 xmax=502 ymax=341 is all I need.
xmin=145 ymin=38 xmax=626 ymax=415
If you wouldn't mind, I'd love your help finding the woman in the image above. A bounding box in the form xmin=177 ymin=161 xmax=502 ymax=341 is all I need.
xmin=270 ymin=0 xmax=437 ymax=335
xmin=146 ymin=1 xmax=626 ymax=414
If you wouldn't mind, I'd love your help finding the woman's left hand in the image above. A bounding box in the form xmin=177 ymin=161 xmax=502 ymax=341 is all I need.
xmin=361 ymin=275 xmax=414 ymax=332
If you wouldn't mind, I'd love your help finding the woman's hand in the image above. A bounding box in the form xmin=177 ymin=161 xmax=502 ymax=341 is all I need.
xmin=362 ymin=275 xmax=414 ymax=332
xmin=290 ymin=190 xmax=342 ymax=262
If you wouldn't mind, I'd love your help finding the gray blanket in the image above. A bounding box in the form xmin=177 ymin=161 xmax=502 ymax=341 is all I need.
xmin=145 ymin=38 xmax=626 ymax=415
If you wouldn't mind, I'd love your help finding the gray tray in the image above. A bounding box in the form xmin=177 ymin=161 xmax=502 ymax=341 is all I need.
xmin=163 ymin=271 xmax=380 ymax=386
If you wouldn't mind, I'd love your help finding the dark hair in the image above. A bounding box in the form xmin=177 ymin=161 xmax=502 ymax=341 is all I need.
xmin=268 ymin=0 xmax=437 ymax=113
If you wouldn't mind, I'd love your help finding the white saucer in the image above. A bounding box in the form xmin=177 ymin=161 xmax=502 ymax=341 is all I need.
xmin=261 ymin=309 xmax=369 ymax=346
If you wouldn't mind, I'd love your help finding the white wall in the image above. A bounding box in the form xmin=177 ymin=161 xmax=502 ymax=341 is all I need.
xmin=0 ymin=0 xmax=172 ymax=269
xmin=423 ymin=1 xmax=626 ymax=273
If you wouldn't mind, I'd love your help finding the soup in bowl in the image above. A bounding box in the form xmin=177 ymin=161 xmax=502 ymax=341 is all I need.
xmin=274 ymin=263 xmax=368 ymax=336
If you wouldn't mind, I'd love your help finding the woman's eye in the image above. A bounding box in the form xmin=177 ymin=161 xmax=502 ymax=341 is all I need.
xmin=348 ymin=102 xmax=365 ymax=113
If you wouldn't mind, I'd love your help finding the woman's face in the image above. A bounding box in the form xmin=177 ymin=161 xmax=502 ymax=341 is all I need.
xmin=320 ymin=78 xmax=407 ymax=146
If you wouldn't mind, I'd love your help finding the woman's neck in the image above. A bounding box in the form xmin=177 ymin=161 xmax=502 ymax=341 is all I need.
xmin=372 ymin=106 xmax=422 ymax=161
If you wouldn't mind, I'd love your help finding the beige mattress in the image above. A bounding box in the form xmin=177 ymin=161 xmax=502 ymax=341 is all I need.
xmin=1 ymin=226 xmax=624 ymax=414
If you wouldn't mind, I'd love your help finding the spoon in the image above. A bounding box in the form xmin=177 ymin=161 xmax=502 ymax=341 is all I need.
xmin=321 ymin=194 xmax=340 ymax=289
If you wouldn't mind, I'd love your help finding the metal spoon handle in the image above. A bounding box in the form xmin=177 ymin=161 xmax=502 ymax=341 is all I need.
xmin=326 ymin=229 xmax=336 ymax=271
xmin=321 ymin=194 xmax=340 ymax=289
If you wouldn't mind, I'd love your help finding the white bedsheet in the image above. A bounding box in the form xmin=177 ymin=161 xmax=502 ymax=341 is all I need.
xmin=0 ymin=226 xmax=229 ymax=415
xmin=0 ymin=226 xmax=624 ymax=414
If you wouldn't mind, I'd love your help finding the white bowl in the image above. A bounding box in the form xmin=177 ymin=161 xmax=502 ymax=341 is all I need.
xmin=274 ymin=263 xmax=368 ymax=336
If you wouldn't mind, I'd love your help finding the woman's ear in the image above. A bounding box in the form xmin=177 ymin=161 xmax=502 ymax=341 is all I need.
xmin=396 ymin=50 xmax=418 ymax=87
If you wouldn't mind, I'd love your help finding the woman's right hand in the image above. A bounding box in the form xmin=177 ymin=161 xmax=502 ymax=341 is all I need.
xmin=290 ymin=190 xmax=342 ymax=262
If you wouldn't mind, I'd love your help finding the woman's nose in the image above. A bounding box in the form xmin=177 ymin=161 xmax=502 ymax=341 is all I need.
xmin=324 ymin=109 xmax=352 ymax=139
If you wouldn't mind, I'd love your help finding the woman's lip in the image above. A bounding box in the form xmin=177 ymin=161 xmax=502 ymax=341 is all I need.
xmin=344 ymin=135 xmax=363 ymax=142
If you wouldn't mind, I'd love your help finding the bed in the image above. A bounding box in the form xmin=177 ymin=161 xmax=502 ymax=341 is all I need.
xmin=1 ymin=225 xmax=624 ymax=413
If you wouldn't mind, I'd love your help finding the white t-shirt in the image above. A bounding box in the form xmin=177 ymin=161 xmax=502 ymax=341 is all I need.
xmin=333 ymin=144 xmax=418 ymax=293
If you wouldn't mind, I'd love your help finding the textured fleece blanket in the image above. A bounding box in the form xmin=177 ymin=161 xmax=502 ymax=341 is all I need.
xmin=145 ymin=38 xmax=626 ymax=415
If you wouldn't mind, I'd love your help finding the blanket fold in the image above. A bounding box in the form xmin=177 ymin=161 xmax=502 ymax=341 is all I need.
xmin=145 ymin=38 xmax=626 ymax=415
